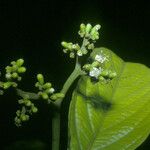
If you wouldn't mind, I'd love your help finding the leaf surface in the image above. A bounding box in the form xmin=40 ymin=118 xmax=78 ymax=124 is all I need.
xmin=68 ymin=47 xmax=150 ymax=150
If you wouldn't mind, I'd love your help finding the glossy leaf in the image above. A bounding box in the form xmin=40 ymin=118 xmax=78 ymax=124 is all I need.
xmin=68 ymin=47 xmax=150 ymax=150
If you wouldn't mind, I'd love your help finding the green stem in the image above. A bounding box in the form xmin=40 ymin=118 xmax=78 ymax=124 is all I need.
xmin=52 ymin=56 xmax=83 ymax=150
xmin=52 ymin=111 xmax=60 ymax=150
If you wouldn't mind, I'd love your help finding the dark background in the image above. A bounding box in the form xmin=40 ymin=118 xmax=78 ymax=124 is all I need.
xmin=0 ymin=0 xmax=150 ymax=149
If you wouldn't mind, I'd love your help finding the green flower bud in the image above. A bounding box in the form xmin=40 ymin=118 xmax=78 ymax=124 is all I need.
xmin=83 ymin=64 xmax=91 ymax=71
xmin=78 ymin=23 xmax=86 ymax=37
xmin=12 ymin=72 xmax=18 ymax=78
xmin=43 ymin=82 xmax=52 ymax=89
xmin=18 ymin=99 xmax=24 ymax=104
xmin=20 ymin=114 xmax=29 ymax=122
xmin=50 ymin=93 xmax=64 ymax=100
xmin=25 ymin=100 xmax=32 ymax=106
xmin=101 ymin=70 xmax=109 ymax=77
xmin=92 ymin=61 xmax=99 ymax=67
xmin=12 ymin=82 xmax=17 ymax=87
xmin=41 ymin=92 xmax=49 ymax=99
xmin=5 ymin=66 xmax=12 ymax=73
xmin=61 ymin=41 xmax=68 ymax=48
xmin=12 ymin=65 xmax=18 ymax=71
xmin=11 ymin=61 xmax=16 ymax=65
xmin=63 ymin=49 xmax=68 ymax=53
xmin=17 ymin=67 xmax=26 ymax=73
xmin=80 ymin=23 xmax=86 ymax=32
xmin=16 ymin=110 xmax=21 ymax=116
xmin=90 ymin=24 xmax=101 ymax=40
xmin=88 ymin=43 xmax=94 ymax=50
xmin=3 ymin=82 xmax=12 ymax=89
xmin=69 ymin=52 xmax=75 ymax=58
xmin=77 ymin=50 xmax=83 ymax=56
xmin=85 ymin=23 xmax=92 ymax=36
xmin=16 ymin=59 xmax=24 ymax=66
xmin=37 ymin=74 xmax=44 ymax=85
xmin=35 ymin=82 xmax=40 ymax=88
xmin=32 ymin=106 xmax=38 ymax=113
xmin=45 ymin=88 xmax=55 ymax=94
xmin=109 ymin=72 xmax=117 ymax=79
xmin=14 ymin=117 xmax=21 ymax=125
xmin=82 ymin=47 xmax=88 ymax=54
xmin=99 ymin=76 xmax=105 ymax=81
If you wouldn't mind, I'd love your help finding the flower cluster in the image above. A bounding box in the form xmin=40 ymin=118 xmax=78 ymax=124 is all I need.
xmin=61 ymin=23 xmax=101 ymax=58
xmin=83 ymin=52 xmax=116 ymax=81
xmin=61 ymin=42 xmax=81 ymax=58
xmin=0 ymin=59 xmax=26 ymax=94
xmin=78 ymin=23 xmax=101 ymax=40
xmin=35 ymin=74 xmax=55 ymax=100
xmin=35 ymin=74 xmax=65 ymax=102
xmin=15 ymin=98 xmax=38 ymax=127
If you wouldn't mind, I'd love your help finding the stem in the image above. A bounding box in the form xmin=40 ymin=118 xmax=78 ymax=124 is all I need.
xmin=52 ymin=111 xmax=60 ymax=150
xmin=52 ymin=56 xmax=83 ymax=150
xmin=54 ymin=56 xmax=83 ymax=107
xmin=16 ymin=88 xmax=39 ymax=99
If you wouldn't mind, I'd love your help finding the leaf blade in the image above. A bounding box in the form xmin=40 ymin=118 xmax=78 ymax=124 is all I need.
xmin=68 ymin=47 xmax=150 ymax=150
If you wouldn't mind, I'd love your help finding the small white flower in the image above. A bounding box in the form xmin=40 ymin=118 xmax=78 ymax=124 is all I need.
xmin=48 ymin=88 xmax=55 ymax=94
xmin=77 ymin=51 xmax=83 ymax=56
xmin=5 ymin=73 xmax=11 ymax=79
xmin=95 ymin=24 xmax=101 ymax=30
xmin=89 ymin=67 xmax=102 ymax=79
xmin=95 ymin=54 xmax=107 ymax=63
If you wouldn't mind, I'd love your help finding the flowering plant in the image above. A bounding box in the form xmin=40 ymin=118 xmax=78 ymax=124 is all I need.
xmin=0 ymin=23 xmax=149 ymax=150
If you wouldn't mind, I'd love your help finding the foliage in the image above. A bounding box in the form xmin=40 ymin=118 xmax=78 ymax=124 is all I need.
xmin=69 ymin=47 xmax=150 ymax=150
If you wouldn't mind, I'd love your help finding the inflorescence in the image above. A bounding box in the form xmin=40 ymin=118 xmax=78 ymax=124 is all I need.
xmin=0 ymin=23 xmax=117 ymax=127
xmin=61 ymin=23 xmax=101 ymax=58
xmin=83 ymin=50 xmax=117 ymax=82
xmin=0 ymin=59 xmax=26 ymax=95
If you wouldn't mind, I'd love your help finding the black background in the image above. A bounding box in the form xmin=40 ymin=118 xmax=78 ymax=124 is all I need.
xmin=0 ymin=0 xmax=150 ymax=149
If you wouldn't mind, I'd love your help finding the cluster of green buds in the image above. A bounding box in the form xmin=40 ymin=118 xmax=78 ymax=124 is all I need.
xmin=78 ymin=23 xmax=101 ymax=40
xmin=35 ymin=74 xmax=55 ymax=100
xmin=61 ymin=23 xmax=101 ymax=58
xmin=0 ymin=59 xmax=26 ymax=94
xmin=83 ymin=52 xmax=117 ymax=82
xmin=15 ymin=98 xmax=38 ymax=127
xmin=61 ymin=42 xmax=82 ymax=58
xmin=35 ymin=74 xmax=64 ymax=102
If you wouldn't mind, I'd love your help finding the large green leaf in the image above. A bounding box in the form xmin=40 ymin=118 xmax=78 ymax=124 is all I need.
xmin=68 ymin=47 xmax=150 ymax=150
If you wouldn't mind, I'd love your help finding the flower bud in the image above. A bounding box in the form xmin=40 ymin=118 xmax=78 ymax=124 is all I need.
xmin=85 ymin=23 xmax=92 ymax=35
xmin=17 ymin=67 xmax=26 ymax=73
xmin=41 ymin=92 xmax=49 ymax=99
xmin=101 ymin=70 xmax=109 ymax=77
xmin=37 ymin=74 xmax=44 ymax=85
xmin=43 ymin=82 xmax=52 ymax=89
xmin=16 ymin=59 xmax=24 ymax=66
xmin=69 ymin=52 xmax=75 ymax=58
xmin=61 ymin=41 xmax=68 ymax=48
xmin=20 ymin=114 xmax=29 ymax=122
xmin=3 ymin=82 xmax=12 ymax=89
xmin=99 ymin=76 xmax=105 ymax=81
xmin=32 ymin=106 xmax=38 ymax=113
xmin=80 ymin=23 xmax=86 ymax=33
xmin=50 ymin=93 xmax=64 ymax=100
xmin=12 ymin=72 xmax=18 ymax=78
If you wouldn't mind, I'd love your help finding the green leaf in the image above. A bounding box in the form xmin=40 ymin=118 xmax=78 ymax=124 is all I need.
xmin=68 ymin=47 xmax=150 ymax=150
